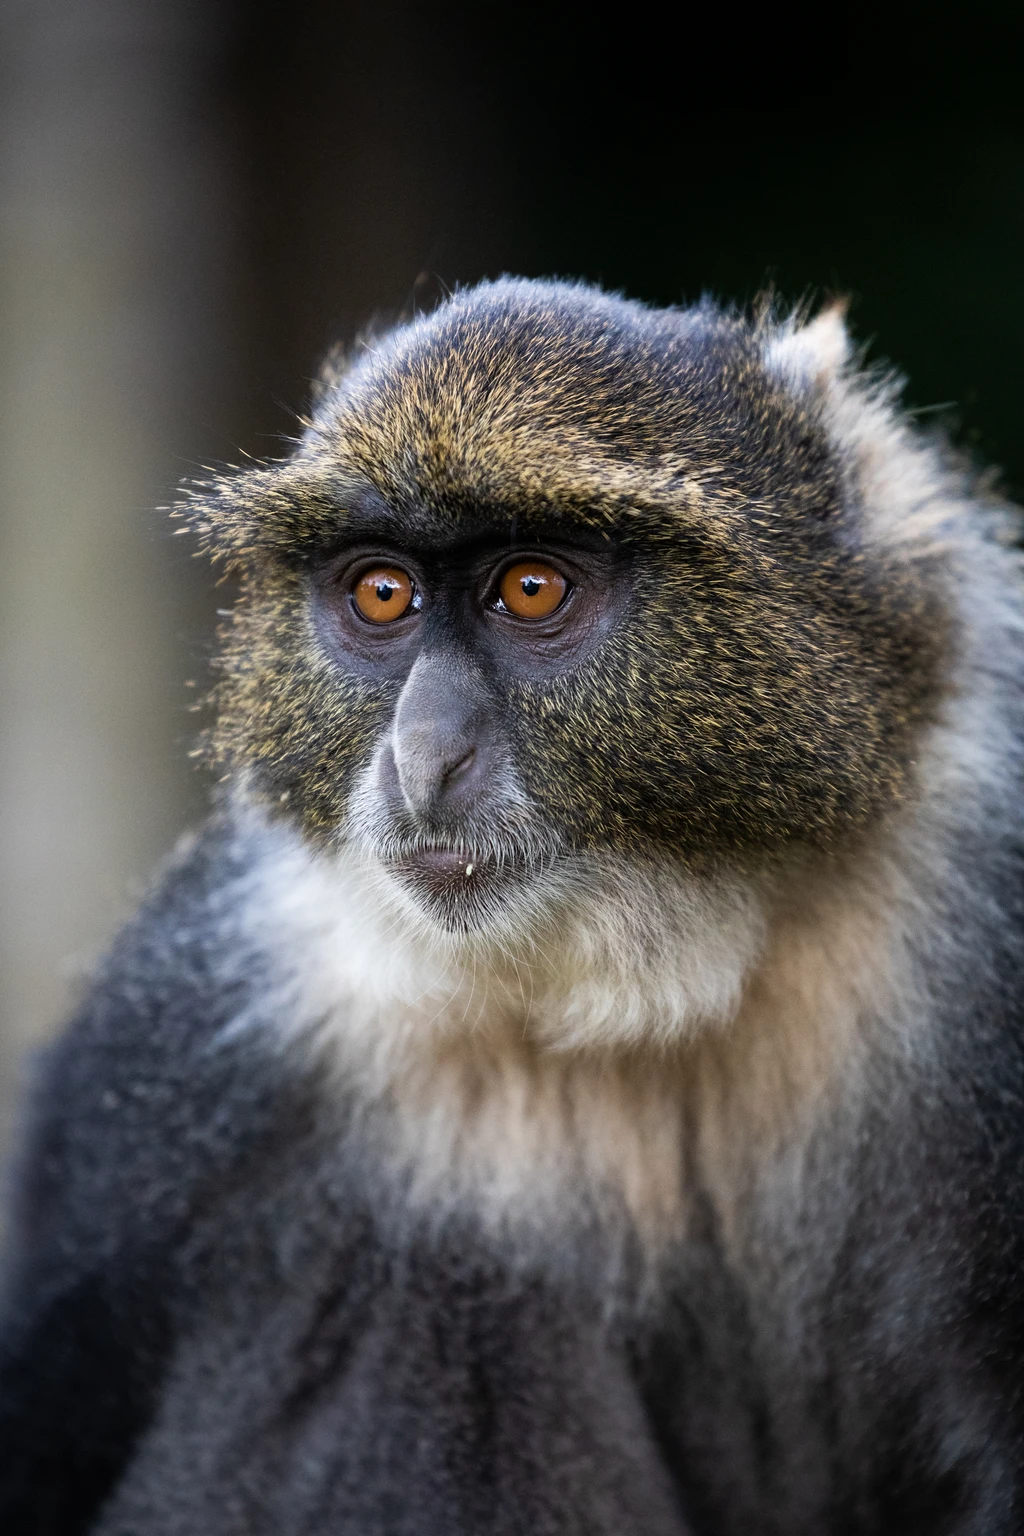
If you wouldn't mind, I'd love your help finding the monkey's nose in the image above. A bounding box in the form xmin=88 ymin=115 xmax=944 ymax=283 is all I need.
xmin=391 ymin=732 xmax=487 ymax=818
xmin=388 ymin=656 xmax=492 ymax=820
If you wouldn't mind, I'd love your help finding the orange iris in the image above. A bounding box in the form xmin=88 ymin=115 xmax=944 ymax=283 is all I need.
xmin=499 ymin=561 xmax=567 ymax=619
xmin=353 ymin=567 xmax=414 ymax=623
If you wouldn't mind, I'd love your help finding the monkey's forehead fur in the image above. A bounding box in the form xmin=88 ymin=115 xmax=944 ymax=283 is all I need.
xmin=197 ymin=279 xmax=852 ymax=558
xmin=188 ymin=278 xmax=974 ymax=861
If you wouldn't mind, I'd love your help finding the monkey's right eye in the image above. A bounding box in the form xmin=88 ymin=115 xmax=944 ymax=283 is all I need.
xmin=352 ymin=567 xmax=417 ymax=624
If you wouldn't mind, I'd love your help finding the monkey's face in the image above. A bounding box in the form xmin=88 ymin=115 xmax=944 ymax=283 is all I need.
xmin=311 ymin=528 xmax=631 ymax=930
xmin=198 ymin=281 xmax=946 ymax=941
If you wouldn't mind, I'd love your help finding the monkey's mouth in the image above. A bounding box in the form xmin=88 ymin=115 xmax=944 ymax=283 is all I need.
xmin=384 ymin=846 xmax=527 ymax=926
xmin=390 ymin=846 xmax=496 ymax=893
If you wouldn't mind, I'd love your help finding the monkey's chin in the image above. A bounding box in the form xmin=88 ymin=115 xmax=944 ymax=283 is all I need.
xmin=385 ymin=848 xmax=524 ymax=933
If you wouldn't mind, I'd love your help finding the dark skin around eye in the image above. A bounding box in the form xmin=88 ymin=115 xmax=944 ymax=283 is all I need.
xmin=310 ymin=534 xmax=631 ymax=683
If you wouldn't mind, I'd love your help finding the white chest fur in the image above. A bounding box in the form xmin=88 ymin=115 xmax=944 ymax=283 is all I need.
xmin=229 ymin=814 xmax=925 ymax=1257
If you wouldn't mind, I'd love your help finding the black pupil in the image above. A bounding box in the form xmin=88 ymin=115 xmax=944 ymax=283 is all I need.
xmin=521 ymin=577 xmax=541 ymax=596
xmin=376 ymin=582 xmax=395 ymax=602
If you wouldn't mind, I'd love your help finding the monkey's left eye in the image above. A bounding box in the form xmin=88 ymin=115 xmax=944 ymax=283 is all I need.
xmin=352 ymin=567 xmax=417 ymax=623
xmin=497 ymin=561 xmax=569 ymax=619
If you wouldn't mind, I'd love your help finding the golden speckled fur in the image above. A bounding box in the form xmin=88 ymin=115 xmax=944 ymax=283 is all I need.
xmin=187 ymin=282 xmax=949 ymax=862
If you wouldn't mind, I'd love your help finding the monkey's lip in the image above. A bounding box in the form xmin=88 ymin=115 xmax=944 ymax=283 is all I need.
xmin=388 ymin=847 xmax=489 ymax=889
xmin=385 ymin=847 xmax=520 ymax=913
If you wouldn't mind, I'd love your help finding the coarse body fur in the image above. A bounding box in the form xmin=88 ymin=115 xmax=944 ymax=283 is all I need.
xmin=3 ymin=279 xmax=1024 ymax=1534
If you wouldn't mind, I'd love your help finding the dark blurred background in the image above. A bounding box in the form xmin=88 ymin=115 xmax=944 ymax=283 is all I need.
xmin=1 ymin=0 xmax=1022 ymax=1146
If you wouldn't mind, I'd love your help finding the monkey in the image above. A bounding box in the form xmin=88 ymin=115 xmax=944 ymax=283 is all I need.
xmin=2 ymin=275 xmax=1024 ymax=1536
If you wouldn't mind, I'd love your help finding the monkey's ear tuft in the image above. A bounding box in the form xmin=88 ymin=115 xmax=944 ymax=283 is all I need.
xmin=764 ymin=302 xmax=851 ymax=391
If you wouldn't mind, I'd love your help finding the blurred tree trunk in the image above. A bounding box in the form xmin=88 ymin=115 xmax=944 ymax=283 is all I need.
xmin=0 ymin=0 xmax=234 ymax=1145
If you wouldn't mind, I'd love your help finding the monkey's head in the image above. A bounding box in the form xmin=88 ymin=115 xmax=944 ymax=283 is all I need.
xmin=190 ymin=279 xmax=948 ymax=974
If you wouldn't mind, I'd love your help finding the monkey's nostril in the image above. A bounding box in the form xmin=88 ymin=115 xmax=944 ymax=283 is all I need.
xmin=445 ymin=747 xmax=476 ymax=784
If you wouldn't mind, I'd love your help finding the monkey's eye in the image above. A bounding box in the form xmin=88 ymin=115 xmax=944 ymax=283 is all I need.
xmin=352 ymin=567 xmax=417 ymax=624
xmin=498 ymin=561 xmax=568 ymax=619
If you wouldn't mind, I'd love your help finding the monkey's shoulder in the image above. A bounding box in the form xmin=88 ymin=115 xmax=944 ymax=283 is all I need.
xmin=2 ymin=815 xmax=317 ymax=1288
